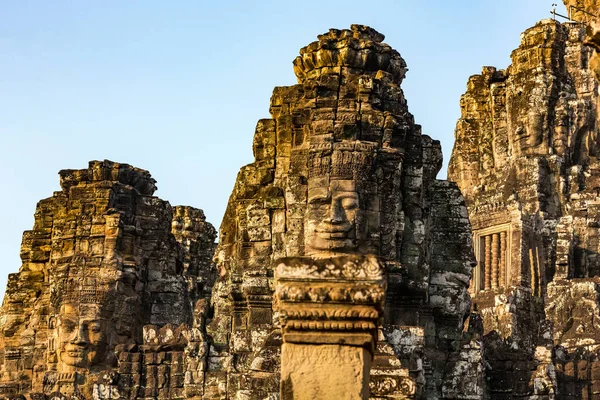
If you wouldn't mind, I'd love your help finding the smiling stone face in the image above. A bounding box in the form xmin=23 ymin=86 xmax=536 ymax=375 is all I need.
xmin=305 ymin=179 xmax=360 ymax=254
xmin=304 ymin=145 xmax=383 ymax=258
xmin=57 ymin=303 xmax=109 ymax=369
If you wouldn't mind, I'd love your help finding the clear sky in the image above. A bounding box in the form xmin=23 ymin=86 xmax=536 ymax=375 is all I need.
xmin=0 ymin=1 xmax=567 ymax=299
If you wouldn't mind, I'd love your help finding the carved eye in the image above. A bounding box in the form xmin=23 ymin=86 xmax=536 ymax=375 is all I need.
xmin=62 ymin=321 xmax=76 ymax=333
xmin=308 ymin=194 xmax=329 ymax=205
xmin=341 ymin=197 xmax=359 ymax=210
xmin=308 ymin=188 xmax=330 ymax=205
xmin=89 ymin=322 xmax=102 ymax=333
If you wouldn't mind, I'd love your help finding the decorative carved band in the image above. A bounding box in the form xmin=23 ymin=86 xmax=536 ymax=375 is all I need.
xmin=284 ymin=320 xmax=377 ymax=331
xmin=307 ymin=142 xmax=377 ymax=180
xmin=58 ymin=278 xmax=111 ymax=305
xmin=274 ymin=255 xmax=386 ymax=350
xmin=276 ymin=284 xmax=385 ymax=304
xmin=275 ymin=255 xmax=385 ymax=282
xmin=280 ymin=306 xmax=380 ymax=320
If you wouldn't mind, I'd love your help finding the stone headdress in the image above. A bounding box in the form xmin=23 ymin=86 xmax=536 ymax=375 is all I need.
xmin=308 ymin=142 xmax=378 ymax=181
xmin=51 ymin=277 xmax=113 ymax=312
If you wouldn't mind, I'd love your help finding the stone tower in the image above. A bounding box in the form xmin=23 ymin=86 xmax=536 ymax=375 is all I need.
xmin=448 ymin=6 xmax=600 ymax=397
xmin=207 ymin=25 xmax=476 ymax=399
xmin=0 ymin=160 xmax=216 ymax=398
xmin=0 ymin=26 xmax=476 ymax=400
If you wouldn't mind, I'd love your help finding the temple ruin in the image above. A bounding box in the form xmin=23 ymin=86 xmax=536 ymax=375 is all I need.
xmin=0 ymin=25 xmax=477 ymax=399
xmin=4 ymin=0 xmax=600 ymax=397
xmin=447 ymin=0 xmax=600 ymax=397
xmin=207 ymin=25 xmax=474 ymax=400
xmin=0 ymin=161 xmax=217 ymax=398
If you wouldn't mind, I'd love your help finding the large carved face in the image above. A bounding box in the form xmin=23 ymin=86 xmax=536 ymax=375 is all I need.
xmin=511 ymin=112 xmax=544 ymax=156
xmin=304 ymin=177 xmax=380 ymax=257
xmin=57 ymin=303 xmax=109 ymax=368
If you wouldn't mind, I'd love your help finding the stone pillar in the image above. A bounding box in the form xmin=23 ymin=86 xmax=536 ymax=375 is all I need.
xmin=499 ymin=231 xmax=507 ymax=287
xmin=491 ymin=233 xmax=499 ymax=289
xmin=484 ymin=235 xmax=492 ymax=290
xmin=274 ymin=255 xmax=386 ymax=400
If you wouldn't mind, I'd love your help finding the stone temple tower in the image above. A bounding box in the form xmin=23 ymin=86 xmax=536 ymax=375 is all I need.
xmin=0 ymin=161 xmax=217 ymax=399
xmin=207 ymin=25 xmax=476 ymax=399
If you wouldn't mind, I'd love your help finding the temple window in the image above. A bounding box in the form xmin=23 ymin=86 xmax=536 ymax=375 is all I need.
xmin=472 ymin=224 xmax=511 ymax=292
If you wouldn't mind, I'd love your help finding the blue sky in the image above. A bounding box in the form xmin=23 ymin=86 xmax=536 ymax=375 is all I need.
xmin=0 ymin=1 xmax=567 ymax=298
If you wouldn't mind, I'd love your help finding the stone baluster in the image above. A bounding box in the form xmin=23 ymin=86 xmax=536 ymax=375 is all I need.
xmin=491 ymin=233 xmax=499 ymax=289
xmin=529 ymin=248 xmax=537 ymax=294
xmin=499 ymin=231 xmax=507 ymax=287
xmin=484 ymin=235 xmax=492 ymax=290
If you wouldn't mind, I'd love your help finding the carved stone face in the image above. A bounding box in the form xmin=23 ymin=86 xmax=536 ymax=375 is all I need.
xmin=512 ymin=112 xmax=544 ymax=156
xmin=305 ymin=178 xmax=380 ymax=257
xmin=57 ymin=303 xmax=109 ymax=369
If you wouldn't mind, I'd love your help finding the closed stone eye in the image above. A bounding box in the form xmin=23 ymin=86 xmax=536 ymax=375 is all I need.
xmin=341 ymin=198 xmax=359 ymax=210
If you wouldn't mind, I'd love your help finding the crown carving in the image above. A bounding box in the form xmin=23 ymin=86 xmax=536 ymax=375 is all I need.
xmin=308 ymin=143 xmax=376 ymax=179
xmin=59 ymin=278 xmax=111 ymax=305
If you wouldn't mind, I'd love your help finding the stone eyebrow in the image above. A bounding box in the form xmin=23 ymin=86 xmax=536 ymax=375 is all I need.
xmin=308 ymin=190 xmax=330 ymax=202
xmin=334 ymin=191 xmax=359 ymax=197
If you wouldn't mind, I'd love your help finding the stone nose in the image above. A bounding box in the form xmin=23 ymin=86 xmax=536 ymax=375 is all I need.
xmin=328 ymin=198 xmax=346 ymax=224
xmin=70 ymin=324 xmax=88 ymax=345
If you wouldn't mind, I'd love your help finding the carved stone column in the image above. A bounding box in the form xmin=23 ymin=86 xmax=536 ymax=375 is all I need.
xmin=491 ymin=233 xmax=499 ymax=289
xmin=484 ymin=235 xmax=492 ymax=290
xmin=274 ymin=255 xmax=386 ymax=400
xmin=499 ymin=231 xmax=507 ymax=287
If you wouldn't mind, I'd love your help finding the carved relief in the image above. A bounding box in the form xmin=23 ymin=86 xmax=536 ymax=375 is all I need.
xmin=274 ymin=256 xmax=386 ymax=342
xmin=56 ymin=303 xmax=109 ymax=370
xmin=450 ymin=6 xmax=600 ymax=398
xmin=0 ymin=160 xmax=217 ymax=398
